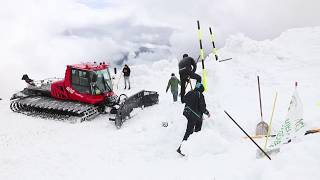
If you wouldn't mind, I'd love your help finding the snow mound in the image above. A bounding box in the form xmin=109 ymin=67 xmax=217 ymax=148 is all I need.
xmin=181 ymin=129 xmax=229 ymax=157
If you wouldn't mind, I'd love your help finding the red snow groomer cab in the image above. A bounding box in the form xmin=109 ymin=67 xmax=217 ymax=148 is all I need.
xmin=10 ymin=62 xmax=159 ymax=128
xmin=51 ymin=63 xmax=116 ymax=104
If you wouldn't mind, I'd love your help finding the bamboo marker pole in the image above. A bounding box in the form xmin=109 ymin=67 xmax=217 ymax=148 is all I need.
xmin=264 ymin=92 xmax=278 ymax=151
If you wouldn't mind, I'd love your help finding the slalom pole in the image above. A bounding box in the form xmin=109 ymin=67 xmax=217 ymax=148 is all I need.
xmin=209 ymin=27 xmax=218 ymax=61
xmin=197 ymin=20 xmax=207 ymax=91
xmin=263 ymin=92 xmax=278 ymax=151
xmin=224 ymin=110 xmax=271 ymax=160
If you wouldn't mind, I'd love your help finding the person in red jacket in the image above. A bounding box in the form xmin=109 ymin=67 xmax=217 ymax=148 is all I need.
xmin=122 ymin=64 xmax=131 ymax=89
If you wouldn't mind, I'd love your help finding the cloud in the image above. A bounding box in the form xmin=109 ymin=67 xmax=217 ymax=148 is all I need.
xmin=0 ymin=0 xmax=319 ymax=97
xmin=0 ymin=0 xmax=174 ymax=97
xmin=118 ymin=0 xmax=320 ymax=48
xmin=60 ymin=17 xmax=174 ymax=63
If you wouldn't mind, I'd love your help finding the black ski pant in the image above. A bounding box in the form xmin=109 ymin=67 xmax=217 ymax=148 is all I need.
xmin=179 ymin=71 xmax=201 ymax=103
xmin=183 ymin=115 xmax=203 ymax=141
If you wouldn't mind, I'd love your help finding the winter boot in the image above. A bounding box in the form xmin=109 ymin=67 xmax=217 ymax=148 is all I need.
xmin=176 ymin=146 xmax=185 ymax=156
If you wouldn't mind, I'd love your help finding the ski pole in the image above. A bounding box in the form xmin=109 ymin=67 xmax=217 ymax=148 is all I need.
xmin=224 ymin=110 xmax=271 ymax=160
xmin=209 ymin=27 xmax=218 ymax=61
xmin=196 ymin=55 xmax=201 ymax=63
xmin=185 ymin=77 xmax=193 ymax=91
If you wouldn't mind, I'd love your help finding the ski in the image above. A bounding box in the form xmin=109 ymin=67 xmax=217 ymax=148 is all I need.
xmin=305 ymin=128 xmax=320 ymax=135
xmin=242 ymin=128 xmax=320 ymax=139
xmin=218 ymin=58 xmax=233 ymax=62
xmin=242 ymin=134 xmax=276 ymax=139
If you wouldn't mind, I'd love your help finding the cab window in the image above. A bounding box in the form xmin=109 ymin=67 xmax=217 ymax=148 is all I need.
xmin=71 ymin=69 xmax=91 ymax=94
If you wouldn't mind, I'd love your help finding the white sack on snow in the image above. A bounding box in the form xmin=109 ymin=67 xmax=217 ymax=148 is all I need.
xmin=268 ymin=88 xmax=306 ymax=149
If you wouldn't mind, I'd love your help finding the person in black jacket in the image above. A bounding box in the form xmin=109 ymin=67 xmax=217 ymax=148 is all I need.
xmin=177 ymin=82 xmax=210 ymax=156
xmin=122 ymin=64 xmax=131 ymax=89
xmin=179 ymin=54 xmax=201 ymax=103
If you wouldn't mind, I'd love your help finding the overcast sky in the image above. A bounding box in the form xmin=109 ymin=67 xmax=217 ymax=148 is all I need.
xmin=0 ymin=0 xmax=319 ymax=96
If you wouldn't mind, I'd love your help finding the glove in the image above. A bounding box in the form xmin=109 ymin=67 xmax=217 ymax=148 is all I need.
xmin=207 ymin=113 xmax=211 ymax=118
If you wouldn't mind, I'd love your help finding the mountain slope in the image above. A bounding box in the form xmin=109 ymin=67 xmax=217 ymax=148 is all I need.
xmin=1 ymin=27 xmax=320 ymax=180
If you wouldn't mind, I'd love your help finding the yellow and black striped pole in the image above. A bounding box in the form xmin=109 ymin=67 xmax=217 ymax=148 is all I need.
xmin=197 ymin=20 xmax=207 ymax=91
xmin=209 ymin=27 xmax=218 ymax=61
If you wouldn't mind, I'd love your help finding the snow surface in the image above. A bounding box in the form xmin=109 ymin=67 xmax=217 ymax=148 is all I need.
xmin=1 ymin=27 xmax=320 ymax=180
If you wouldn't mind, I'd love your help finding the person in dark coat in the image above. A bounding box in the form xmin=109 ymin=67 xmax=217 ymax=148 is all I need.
xmin=178 ymin=54 xmax=201 ymax=103
xmin=177 ymin=82 xmax=210 ymax=155
xmin=122 ymin=64 xmax=131 ymax=89
xmin=166 ymin=73 xmax=181 ymax=102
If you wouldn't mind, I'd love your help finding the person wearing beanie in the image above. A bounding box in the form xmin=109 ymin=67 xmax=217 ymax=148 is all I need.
xmin=166 ymin=73 xmax=181 ymax=102
xmin=178 ymin=54 xmax=201 ymax=103
xmin=177 ymin=82 xmax=210 ymax=156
